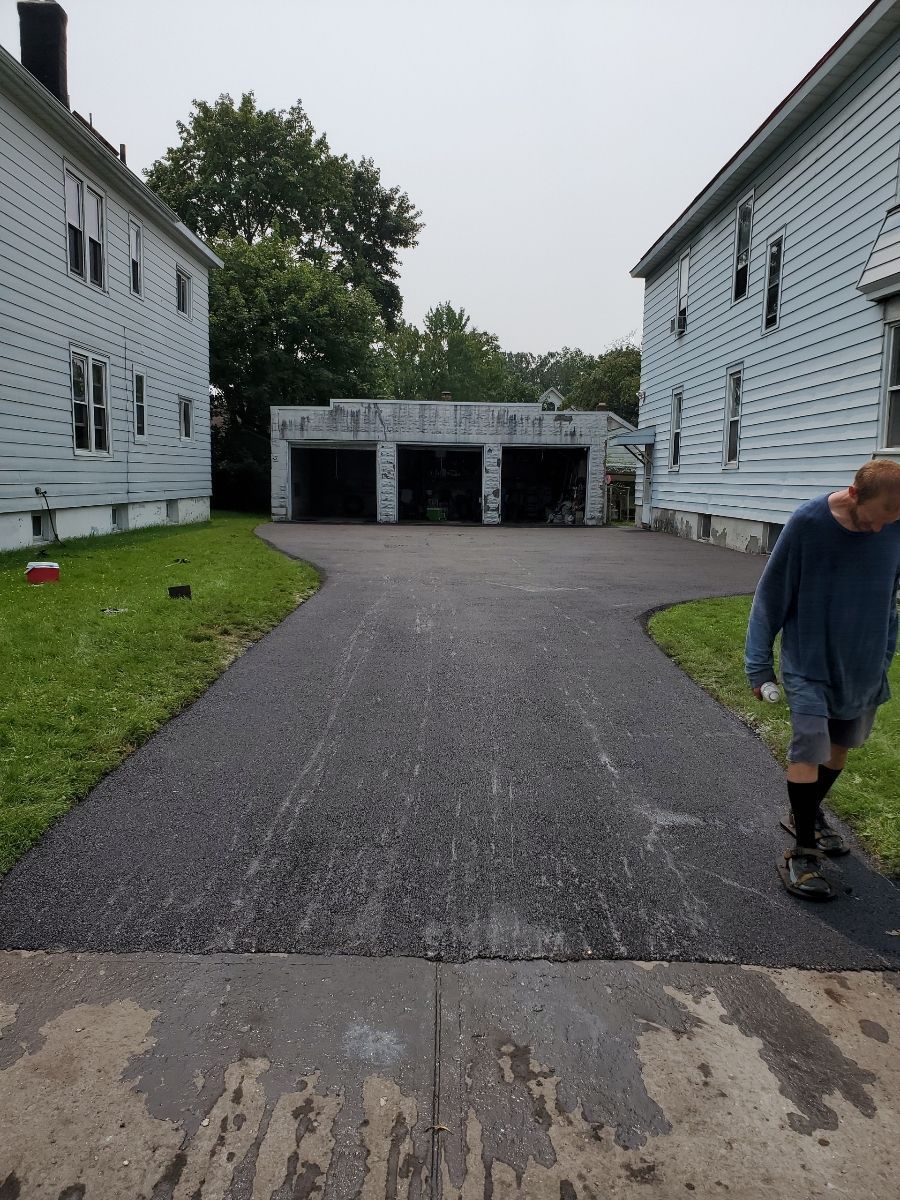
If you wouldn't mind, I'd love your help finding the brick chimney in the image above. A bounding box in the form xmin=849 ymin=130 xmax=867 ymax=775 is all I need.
xmin=18 ymin=1 xmax=69 ymax=108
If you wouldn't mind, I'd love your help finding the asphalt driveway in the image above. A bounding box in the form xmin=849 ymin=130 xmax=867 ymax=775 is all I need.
xmin=0 ymin=524 xmax=898 ymax=967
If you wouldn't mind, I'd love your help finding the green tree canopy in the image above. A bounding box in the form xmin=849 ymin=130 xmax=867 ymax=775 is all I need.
xmin=209 ymin=235 xmax=386 ymax=507
xmin=145 ymin=92 xmax=422 ymax=327
xmin=563 ymin=342 xmax=642 ymax=426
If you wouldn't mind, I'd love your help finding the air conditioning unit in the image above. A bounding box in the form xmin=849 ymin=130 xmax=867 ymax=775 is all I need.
xmin=670 ymin=314 xmax=687 ymax=335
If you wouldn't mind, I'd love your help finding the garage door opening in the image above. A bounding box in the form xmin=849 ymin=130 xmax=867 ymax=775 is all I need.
xmin=291 ymin=446 xmax=377 ymax=521
xmin=398 ymin=446 xmax=483 ymax=523
xmin=501 ymin=447 xmax=589 ymax=525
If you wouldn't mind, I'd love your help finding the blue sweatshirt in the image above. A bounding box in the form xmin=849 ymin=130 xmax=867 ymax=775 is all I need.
xmin=745 ymin=494 xmax=900 ymax=718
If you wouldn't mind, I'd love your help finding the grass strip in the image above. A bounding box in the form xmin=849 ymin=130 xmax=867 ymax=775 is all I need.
xmin=0 ymin=513 xmax=318 ymax=875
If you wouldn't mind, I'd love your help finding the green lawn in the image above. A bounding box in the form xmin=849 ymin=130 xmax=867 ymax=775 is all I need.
xmin=0 ymin=514 xmax=318 ymax=876
xmin=649 ymin=596 xmax=900 ymax=875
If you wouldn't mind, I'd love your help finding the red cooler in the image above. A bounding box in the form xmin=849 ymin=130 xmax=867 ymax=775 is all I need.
xmin=26 ymin=561 xmax=60 ymax=584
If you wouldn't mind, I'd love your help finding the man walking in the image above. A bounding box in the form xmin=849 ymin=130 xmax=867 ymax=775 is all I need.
xmin=745 ymin=460 xmax=900 ymax=900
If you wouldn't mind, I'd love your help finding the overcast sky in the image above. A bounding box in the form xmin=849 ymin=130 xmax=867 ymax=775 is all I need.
xmin=1 ymin=0 xmax=867 ymax=353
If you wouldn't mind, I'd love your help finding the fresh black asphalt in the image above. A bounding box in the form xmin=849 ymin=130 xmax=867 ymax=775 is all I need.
xmin=1 ymin=524 xmax=898 ymax=967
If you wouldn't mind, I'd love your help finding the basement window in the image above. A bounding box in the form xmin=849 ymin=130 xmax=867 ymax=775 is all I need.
xmin=766 ymin=522 xmax=784 ymax=553
xmin=698 ymin=513 xmax=711 ymax=540
xmin=31 ymin=512 xmax=45 ymax=540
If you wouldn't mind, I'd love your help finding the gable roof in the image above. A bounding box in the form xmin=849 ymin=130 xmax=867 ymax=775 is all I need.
xmin=631 ymin=0 xmax=900 ymax=280
xmin=0 ymin=43 xmax=222 ymax=270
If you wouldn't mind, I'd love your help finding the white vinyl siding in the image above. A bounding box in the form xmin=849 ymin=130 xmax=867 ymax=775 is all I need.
xmin=0 ymin=83 xmax=212 ymax=517
xmin=636 ymin=27 xmax=900 ymax=527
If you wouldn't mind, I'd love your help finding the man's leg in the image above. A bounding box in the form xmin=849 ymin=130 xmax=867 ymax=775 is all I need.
xmin=786 ymin=760 xmax=819 ymax=850
xmin=781 ymin=717 xmax=834 ymax=899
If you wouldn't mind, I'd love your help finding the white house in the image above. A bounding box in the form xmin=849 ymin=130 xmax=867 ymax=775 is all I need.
xmin=0 ymin=1 xmax=222 ymax=553
xmin=628 ymin=0 xmax=900 ymax=552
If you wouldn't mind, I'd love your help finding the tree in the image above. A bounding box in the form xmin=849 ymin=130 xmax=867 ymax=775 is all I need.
xmin=564 ymin=342 xmax=642 ymax=426
xmin=145 ymin=92 xmax=422 ymax=326
xmin=379 ymin=303 xmax=519 ymax=403
xmin=210 ymin=235 xmax=385 ymax=507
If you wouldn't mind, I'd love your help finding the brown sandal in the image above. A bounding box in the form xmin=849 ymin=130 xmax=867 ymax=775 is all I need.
xmin=777 ymin=847 xmax=835 ymax=901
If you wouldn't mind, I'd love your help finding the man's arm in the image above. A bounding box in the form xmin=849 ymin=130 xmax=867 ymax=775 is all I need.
xmin=745 ymin=520 xmax=801 ymax=690
xmin=885 ymin=570 xmax=900 ymax=674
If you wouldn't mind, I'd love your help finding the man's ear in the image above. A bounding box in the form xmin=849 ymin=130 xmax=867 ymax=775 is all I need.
xmin=848 ymin=484 xmax=859 ymax=501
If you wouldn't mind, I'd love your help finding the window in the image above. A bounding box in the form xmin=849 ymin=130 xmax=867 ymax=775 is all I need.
xmin=765 ymin=522 xmax=784 ymax=553
xmin=733 ymin=194 xmax=753 ymax=302
xmin=111 ymin=506 xmax=121 ymax=530
xmin=71 ymin=350 xmax=110 ymax=454
xmin=86 ymin=187 xmax=104 ymax=286
xmin=698 ymin=513 xmax=711 ymax=540
xmin=129 ymin=219 xmax=143 ymax=295
xmin=31 ymin=512 xmax=44 ymax=540
xmin=134 ymin=370 xmax=147 ymax=439
xmin=763 ymin=231 xmax=785 ymax=331
xmin=176 ymin=268 xmax=191 ymax=316
xmin=65 ymin=170 xmax=84 ymax=276
xmin=724 ymin=367 xmax=743 ymax=466
xmin=670 ymin=389 xmax=683 ymax=469
xmin=179 ymin=397 xmax=193 ymax=440
xmin=672 ymin=251 xmax=690 ymax=334
xmin=64 ymin=167 xmax=104 ymax=287
xmin=883 ymin=325 xmax=900 ymax=449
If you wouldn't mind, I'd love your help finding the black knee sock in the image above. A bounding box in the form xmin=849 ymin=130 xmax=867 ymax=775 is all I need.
xmin=787 ymin=781 xmax=819 ymax=849
xmin=817 ymin=765 xmax=842 ymax=808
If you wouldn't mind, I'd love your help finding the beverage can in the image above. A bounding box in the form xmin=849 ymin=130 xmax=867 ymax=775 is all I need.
xmin=760 ymin=681 xmax=781 ymax=703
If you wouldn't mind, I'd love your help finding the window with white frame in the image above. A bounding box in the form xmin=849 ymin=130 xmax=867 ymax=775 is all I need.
xmin=65 ymin=170 xmax=84 ymax=276
xmin=176 ymin=268 xmax=192 ymax=316
xmin=732 ymin=195 xmax=753 ymax=302
xmin=179 ymin=396 xmax=193 ymax=440
xmin=670 ymin=389 xmax=683 ymax=469
xmin=86 ymin=187 xmax=104 ymax=286
xmin=71 ymin=350 xmax=110 ymax=454
xmin=65 ymin=167 xmax=105 ymax=287
xmin=763 ymin=231 xmax=785 ymax=331
xmin=673 ymin=251 xmax=690 ymax=334
xmin=129 ymin=219 xmax=143 ymax=295
xmin=134 ymin=369 xmax=147 ymax=439
xmin=884 ymin=324 xmax=900 ymax=449
xmin=724 ymin=367 xmax=743 ymax=466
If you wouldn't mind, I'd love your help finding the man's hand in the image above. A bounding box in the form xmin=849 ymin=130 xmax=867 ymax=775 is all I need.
xmin=752 ymin=686 xmax=763 ymax=700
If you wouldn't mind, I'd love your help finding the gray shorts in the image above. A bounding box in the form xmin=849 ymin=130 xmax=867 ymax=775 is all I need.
xmin=788 ymin=709 xmax=877 ymax=765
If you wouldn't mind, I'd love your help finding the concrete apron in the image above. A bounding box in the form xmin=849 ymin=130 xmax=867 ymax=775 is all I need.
xmin=0 ymin=954 xmax=897 ymax=1199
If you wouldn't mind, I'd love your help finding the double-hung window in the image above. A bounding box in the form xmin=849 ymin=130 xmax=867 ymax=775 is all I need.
xmin=176 ymin=268 xmax=192 ymax=316
xmin=65 ymin=170 xmax=84 ymax=276
xmin=763 ymin=230 xmax=785 ymax=331
xmin=670 ymin=389 xmax=683 ymax=470
xmin=129 ymin=219 xmax=143 ymax=295
xmin=179 ymin=397 xmax=193 ymax=440
xmin=71 ymin=350 xmax=110 ymax=454
xmin=883 ymin=324 xmax=900 ymax=449
xmin=134 ymin=369 xmax=147 ymax=440
xmin=65 ymin=167 xmax=104 ymax=288
xmin=673 ymin=251 xmax=690 ymax=335
xmin=732 ymin=194 xmax=753 ymax=302
xmin=724 ymin=366 xmax=743 ymax=467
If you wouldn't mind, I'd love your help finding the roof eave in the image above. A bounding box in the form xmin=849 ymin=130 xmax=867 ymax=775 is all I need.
xmin=631 ymin=0 xmax=900 ymax=280
xmin=0 ymin=45 xmax=223 ymax=270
